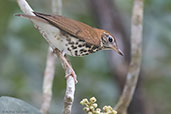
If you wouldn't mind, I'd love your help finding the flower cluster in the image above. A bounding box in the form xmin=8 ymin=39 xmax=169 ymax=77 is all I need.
xmin=80 ymin=97 xmax=117 ymax=114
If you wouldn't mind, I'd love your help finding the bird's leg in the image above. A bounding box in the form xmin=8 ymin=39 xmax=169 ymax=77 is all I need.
xmin=63 ymin=54 xmax=78 ymax=84
xmin=53 ymin=48 xmax=78 ymax=83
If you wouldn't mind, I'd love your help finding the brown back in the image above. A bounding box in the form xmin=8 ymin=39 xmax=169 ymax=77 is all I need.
xmin=33 ymin=12 xmax=101 ymax=46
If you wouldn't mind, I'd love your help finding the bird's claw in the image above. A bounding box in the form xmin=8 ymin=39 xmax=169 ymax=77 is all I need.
xmin=65 ymin=70 xmax=78 ymax=84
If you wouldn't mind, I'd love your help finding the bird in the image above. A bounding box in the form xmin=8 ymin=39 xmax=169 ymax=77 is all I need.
xmin=16 ymin=12 xmax=124 ymax=83
xmin=16 ymin=12 xmax=124 ymax=57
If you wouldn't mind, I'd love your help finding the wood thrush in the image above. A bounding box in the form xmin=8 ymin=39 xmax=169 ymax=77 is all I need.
xmin=16 ymin=12 xmax=123 ymax=83
xmin=16 ymin=12 xmax=123 ymax=57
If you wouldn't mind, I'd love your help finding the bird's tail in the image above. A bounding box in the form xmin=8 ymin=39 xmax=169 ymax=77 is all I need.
xmin=15 ymin=14 xmax=48 ymax=24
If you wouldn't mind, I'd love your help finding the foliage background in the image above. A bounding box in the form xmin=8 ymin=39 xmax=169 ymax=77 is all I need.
xmin=0 ymin=0 xmax=171 ymax=114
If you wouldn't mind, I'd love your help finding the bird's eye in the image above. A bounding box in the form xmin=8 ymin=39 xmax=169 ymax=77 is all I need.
xmin=108 ymin=36 xmax=113 ymax=42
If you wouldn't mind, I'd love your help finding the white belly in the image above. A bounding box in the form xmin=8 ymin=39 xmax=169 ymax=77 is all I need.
xmin=31 ymin=20 xmax=87 ymax=56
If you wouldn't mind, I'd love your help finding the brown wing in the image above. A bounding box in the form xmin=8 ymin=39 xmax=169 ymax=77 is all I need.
xmin=33 ymin=12 xmax=100 ymax=46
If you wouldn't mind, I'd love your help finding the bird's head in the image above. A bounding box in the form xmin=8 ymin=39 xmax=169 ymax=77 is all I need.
xmin=100 ymin=30 xmax=124 ymax=56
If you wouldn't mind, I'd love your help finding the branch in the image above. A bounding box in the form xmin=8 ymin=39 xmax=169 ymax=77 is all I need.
xmin=52 ymin=0 xmax=62 ymax=15
xmin=16 ymin=0 xmax=34 ymax=15
xmin=41 ymin=48 xmax=56 ymax=114
xmin=53 ymin=49 xmax=75 ymax=114
xmin=114 ymin=0 xmax=144 ymax=114
xmin=51 ymin=0 xmax=76 ymax=113
xmin=17 ymin=0 xmax=75 ymax=114
xmin=16 ymin=1 xmax=56 ymax=114
xmin=40 ymin=0 xmax=62 ymax=113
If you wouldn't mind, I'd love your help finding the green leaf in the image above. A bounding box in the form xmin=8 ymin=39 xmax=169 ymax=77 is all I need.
xmin=0 ymin=96 xmax=41 ymax=114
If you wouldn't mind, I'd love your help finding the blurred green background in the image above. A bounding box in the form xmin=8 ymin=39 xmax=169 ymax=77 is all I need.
xmin=0 ymin=0 xmax=171 ymax=114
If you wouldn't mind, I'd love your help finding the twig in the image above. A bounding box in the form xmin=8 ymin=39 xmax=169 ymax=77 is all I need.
xmin=41 ymin=48 xmax=56 ymax=114
xmin=40 ymin=0 xmax=63 ymax=113
xmin=16 ymin=0 xmax=76 ymax=114
xmin=16 ymin=0 xmax=34 ymax=15
xmin=52 ymin=0 xmax=62 ymax=15
xmin=53 ymin=49 xmax=75 ymax=114
xmin=114 ymin=0 xmax=144 ymax=114
xmin=16 ymin=1 xmax=56 ymax=113
xmin=52 ymin=0 xmax=76 ymax=113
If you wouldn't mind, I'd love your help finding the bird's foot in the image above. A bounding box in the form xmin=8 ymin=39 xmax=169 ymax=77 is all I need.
xmin=65 ymin=69 xmax=78 ymax=84
xmin=52 ymin=48 xmax=78 ymax=83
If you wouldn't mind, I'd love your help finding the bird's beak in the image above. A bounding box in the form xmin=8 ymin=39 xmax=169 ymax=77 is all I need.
xmin=111 ymin=46 xmax=124 ymax=56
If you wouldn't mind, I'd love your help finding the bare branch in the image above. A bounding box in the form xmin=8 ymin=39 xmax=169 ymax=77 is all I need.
xmin=16 ymin=0 xmax=56 ymax=113
xmin=52 ymin=0 xmax=62 ymax=15
xmin=16 ymin=1 xmax=53 ymax=114
xmin=16 ymin=0 xmax=34 ymax=15
xmin=40 ymin=0 xmax=63 ymax=113
xmin=63 ymin=76 xmax=75 ymax=114
xmin=41 ymin=47 xmax=56 ymax=114
xmin=53 ymin=49 xmax=76 ymax=114
xmin=52 ymin=0 xmax=76 ymax=113
xmin=114 ymin=0 xmax=144 ymax=114
xmin=16 ymin=1 xmax=75 ymax=114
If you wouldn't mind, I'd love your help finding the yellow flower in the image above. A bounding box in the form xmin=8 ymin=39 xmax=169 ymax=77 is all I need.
xmin=90 ymin=97 xmax=97 ymax=103
xmin=88 ymin=112 xmax=93 ymax=114
xmin=80 ymin=98 xmax=89 ymax=105
xmin=81 ymin=97 xmax=117 ymax=114
xmin=83 ymin=107 xmax=90 ymax=112
xmin=92 ymin=103 xmax=98 ymax=108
